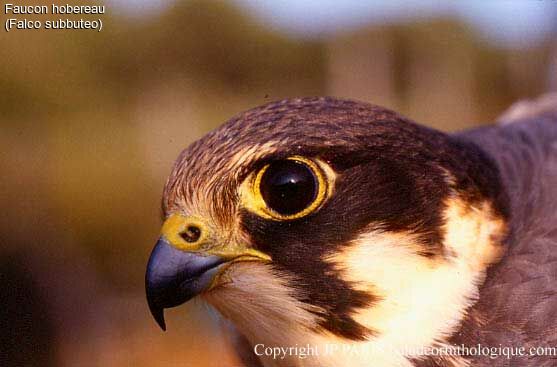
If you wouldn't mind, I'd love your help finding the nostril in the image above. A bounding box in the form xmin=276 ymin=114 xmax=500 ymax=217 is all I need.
xmin=180 ymin=225 xmax=202 ymax=243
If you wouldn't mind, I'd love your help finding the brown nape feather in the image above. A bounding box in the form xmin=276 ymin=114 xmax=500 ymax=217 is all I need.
xmin=434 ymin=97 xmax=557 ymax=367
xmin=160 ymin=96 xmax=557 ymax=367
xmin=412 ymin=95 xmax=557 ymax=367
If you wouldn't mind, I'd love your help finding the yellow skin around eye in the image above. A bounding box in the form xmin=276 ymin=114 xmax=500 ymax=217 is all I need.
xmin=242 ymin=156 xmax=334 ymax=221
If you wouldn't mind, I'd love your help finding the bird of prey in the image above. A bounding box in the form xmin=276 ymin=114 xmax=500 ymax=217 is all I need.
xmin=146 ymin=95 xmax=557 ymax=367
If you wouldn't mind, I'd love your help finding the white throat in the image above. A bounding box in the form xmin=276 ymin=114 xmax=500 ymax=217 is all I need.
xmin=204 ymin=197 xmax=506 ymax=367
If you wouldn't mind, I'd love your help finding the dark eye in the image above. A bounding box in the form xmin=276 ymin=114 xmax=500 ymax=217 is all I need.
xmin=259 ymin=159 xmax=318 ymax=216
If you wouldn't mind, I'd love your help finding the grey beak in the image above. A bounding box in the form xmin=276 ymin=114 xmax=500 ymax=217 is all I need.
xmin=145 ymin=237 xmax=225 ymax=330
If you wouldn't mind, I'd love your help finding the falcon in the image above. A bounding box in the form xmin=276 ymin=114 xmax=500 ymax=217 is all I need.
xmin=145 ymin=95 xmax=557 ymax=367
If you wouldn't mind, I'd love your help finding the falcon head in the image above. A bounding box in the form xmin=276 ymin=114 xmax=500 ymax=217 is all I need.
xmin=146 ymin=97 xmax=508 ymax=365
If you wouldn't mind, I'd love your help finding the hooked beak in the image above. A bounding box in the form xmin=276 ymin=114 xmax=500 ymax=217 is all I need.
xmin=145 ymin=213 xmax=271 ymax=331
xmin=145 ymin=237 xmax=226 ymax=331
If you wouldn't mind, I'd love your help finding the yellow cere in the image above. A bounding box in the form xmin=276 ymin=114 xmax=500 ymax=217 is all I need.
xmin=160 ymin=213 xmax=272 ymax=262
xmin=160 ymin=213 xmax=210 ymax=251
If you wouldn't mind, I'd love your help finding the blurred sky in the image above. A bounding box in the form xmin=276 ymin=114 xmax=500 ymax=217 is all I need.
xmin=107 ymin=0 xmax=557 ymax=48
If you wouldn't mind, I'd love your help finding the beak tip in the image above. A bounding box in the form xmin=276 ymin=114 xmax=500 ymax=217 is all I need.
xmin=149 ymin=302 xmax=167 ymax=331
xmin=145 ymin=237 xmax=228 ymax=331
xmin=157 ymin=319 xmax=166 ymax=331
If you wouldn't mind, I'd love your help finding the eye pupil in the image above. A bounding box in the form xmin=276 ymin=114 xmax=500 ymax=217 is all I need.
xmin=260 ymin=160 xmax=318 ymax=216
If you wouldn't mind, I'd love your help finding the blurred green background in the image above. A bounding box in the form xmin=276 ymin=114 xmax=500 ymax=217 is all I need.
xmin=1 ymin=1 xmax=556 ymax=366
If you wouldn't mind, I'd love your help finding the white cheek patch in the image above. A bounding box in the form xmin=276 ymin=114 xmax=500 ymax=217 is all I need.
xmin=202 ymin=197 xmax=506 ymax=367
xmin=324 ymin=196 xmax=506 ymax=366
xmin=442 ymin=199 xmax=506 ymax=270
xmin=328 ymin=232 xmax=476 ymax=356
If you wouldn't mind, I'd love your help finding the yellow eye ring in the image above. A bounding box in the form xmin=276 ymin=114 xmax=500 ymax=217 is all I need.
xmin=243 ymin=156 xmax=331 ymax=221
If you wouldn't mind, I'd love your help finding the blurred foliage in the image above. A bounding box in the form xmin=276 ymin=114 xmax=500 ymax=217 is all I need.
xmin=1 ymin=0 xmax=327 ymax=288
xmin=328 ymin=19 xmax=555 ymax=130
